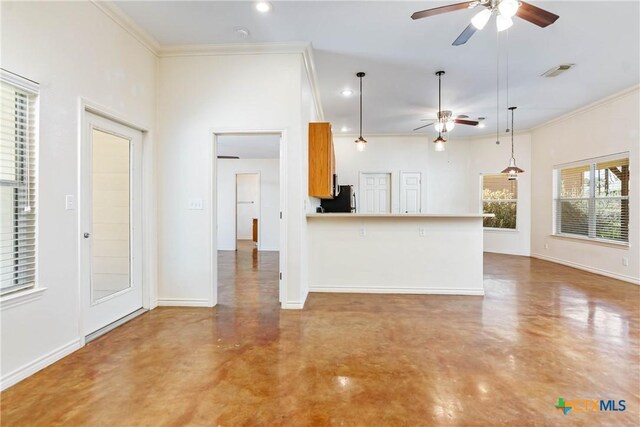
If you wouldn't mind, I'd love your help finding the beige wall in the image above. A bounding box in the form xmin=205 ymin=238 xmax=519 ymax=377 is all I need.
xmin=0 ymin=0 xmax=157 ymax=388
xmin=530 ymin=87 xmax=640 ymax=283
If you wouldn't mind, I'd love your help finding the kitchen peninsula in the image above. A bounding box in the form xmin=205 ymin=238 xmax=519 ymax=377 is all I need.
xmin=306 ymin=213 xmax=492 ymax=295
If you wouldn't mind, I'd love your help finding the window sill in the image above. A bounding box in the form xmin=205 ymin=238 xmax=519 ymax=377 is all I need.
xmin=0 ymin=287 xmax=47 ymax=311
xmin=551 ymin=234 xmax=629 ymax=248
xmin=484 ymin=228 xmax=519 ymax=233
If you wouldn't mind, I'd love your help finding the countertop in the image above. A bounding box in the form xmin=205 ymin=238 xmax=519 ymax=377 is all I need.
xmin=306 ymin=213 xmax=494 ymax=218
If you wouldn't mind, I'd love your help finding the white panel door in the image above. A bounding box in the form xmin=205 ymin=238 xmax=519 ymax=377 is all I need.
xmin=81 ymin=112 xmax=143 ymax=336
xmin=400 ymin=172 xmax=422 ymax=213
xmin=360 ymin=173 xmax=391 ymax=213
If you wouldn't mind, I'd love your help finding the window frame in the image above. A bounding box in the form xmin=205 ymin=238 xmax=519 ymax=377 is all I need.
xmin=0 ymin=69 xmax=40 ymax=300
xmin=480 ymin=173 xmax=518 ymax=231
xmin=553 ymin=153 xmax=630 ymax=245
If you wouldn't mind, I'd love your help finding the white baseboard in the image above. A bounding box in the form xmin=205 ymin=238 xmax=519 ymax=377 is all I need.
xmin=531 ymin=253 xmax=640 ymax=285
xmin=157 ymin=298 xmax=212 ymax=307
xmin=484 ymin=249 xmax=530 ymax=257
xmin=309 ymin=286 xmax=485 ymax=296
xmin=281 ymin=301 xmax=306 ymax=309
xmin=1 ymin=338 xmax=83 ymax=391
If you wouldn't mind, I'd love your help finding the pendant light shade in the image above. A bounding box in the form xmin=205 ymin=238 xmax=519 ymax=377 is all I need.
xmin=501 ymin=106 xmax=524 ymax=180
xmin=433 ymin=135 xmax=446 ymax=152
xmin=355 ymin=72 xmax=367 ymax=151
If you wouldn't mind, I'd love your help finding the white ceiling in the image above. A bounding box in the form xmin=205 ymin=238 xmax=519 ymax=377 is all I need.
xmin=115 ymin=1 xmax=640 ymax=137
xmin=217 ymin=134 xmax=280 ymax=159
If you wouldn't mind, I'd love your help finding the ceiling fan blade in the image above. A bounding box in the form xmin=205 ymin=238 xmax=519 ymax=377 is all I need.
xmin=516 ymin=1 xmax=559 ymax=28
xmin=454 ymin=119 xmax=480 ymax=126
xmin=411 ymin=2 xmax=473 ymax=20
xmin=413 ymin=123 xmax=434 ymax=131
xmin=452 ymin=23 xmax=477 ymax=46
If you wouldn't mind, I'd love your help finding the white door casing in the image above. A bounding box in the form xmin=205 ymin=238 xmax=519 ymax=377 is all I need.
xmin=359 ymin=172 xmax=391 ymax=214
xmin=400 ymin=172 xmax=422 ymax=213
xmin=81 ymin=112 xmax=143 ymax=335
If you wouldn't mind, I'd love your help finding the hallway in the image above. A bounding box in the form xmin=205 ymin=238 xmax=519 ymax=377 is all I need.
xmin=1 ymin=252 xmax=638 ymax=426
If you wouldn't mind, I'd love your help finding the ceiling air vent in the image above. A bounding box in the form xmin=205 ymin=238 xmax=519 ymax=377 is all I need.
xmin=541 ymin=64 xmax=575 ymax=78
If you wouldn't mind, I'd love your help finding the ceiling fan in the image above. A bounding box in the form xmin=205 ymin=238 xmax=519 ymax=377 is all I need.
xmin=413 ymin=71 xmax=479 ymax=132
xmin=411 ymin=0 xmax=559 ymax=46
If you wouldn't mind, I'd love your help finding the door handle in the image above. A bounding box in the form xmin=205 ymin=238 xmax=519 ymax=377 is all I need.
xmin=84 ymin=232 xmax=90 ymax=239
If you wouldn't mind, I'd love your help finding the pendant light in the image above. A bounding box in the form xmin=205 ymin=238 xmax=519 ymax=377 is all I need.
xmin=433 ymin=71 xmax=448 ymax=151
xmin=355 ymin=72 xmax=367 ymax=152
xmin=501 ymin=106 xmax=524 ymax=180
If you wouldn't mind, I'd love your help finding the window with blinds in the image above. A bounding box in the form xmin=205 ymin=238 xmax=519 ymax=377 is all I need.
xmin=1 ymin=72 xmax=38 ymax=296
xmin=482 ymin=174 xmax=517 ymax=229
xmin=555 ymin=155 xmax=629 ymax=243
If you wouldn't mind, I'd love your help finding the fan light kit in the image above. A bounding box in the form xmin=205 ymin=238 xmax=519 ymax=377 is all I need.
xmin=355 ymin=72 xmax=367 ymax=152
xmin=411 ymin=0 xmax=559 ymax=46
xmin=413 ymin=71 xmax=480 ymax=151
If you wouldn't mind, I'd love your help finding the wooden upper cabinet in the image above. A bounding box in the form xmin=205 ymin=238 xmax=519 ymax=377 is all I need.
xmin=309 ymin=122 xmax=335 ymax=199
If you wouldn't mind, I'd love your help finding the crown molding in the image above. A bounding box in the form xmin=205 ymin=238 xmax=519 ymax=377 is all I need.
xmin=302 ymin=44 xmax=325 ymax=121
xmin=91 ymin=0 xmax=160 ymax=55
xmin=529 ymin=84 xmax=640 ymax=132
xmin=158 ymin=42 xmax=312 ymax=57
xmin=158 ymin=41 xmax=325 ymax=121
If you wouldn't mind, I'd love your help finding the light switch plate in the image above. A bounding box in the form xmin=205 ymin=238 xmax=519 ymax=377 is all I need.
xmin=65 ymin=195 xmax=75 ymax=210
xmin=419 ymin=228 xmax=426 ymax=237
xmin=188 ymin=198 xmax=204 ymax=210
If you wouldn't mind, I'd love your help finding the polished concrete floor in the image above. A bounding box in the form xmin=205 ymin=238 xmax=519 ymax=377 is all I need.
xmin=1 ymin=242 xmax=639 ymax=426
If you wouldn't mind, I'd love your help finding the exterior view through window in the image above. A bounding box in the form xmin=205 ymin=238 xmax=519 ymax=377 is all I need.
xmin=555 ymin=156 xmax=629 ymax=243
xmin=482 ymin=174 xmax=517 ymax=230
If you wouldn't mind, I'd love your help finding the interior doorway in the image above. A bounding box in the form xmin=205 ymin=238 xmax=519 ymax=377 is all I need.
xmin=214 ymin=132 xmax=284 ymax=307
xmin=235 ymin=173 xmax=260 ymax=249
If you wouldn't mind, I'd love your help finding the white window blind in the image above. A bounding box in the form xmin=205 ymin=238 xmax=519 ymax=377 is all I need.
xmin=555 ymin=156 xmax=629 ymax=243
xmin=482 ymin=174 xmax=517 ymax=229
xmin=1 ymin=72 xmax=38 ymax=295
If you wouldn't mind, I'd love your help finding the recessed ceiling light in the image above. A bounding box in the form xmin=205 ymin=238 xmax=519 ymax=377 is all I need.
xmin=340 ymin=126 xmax=349 ymax=132
xmin=341 ymin=89 xmax=353 ymax=97
xmin=255 ymin=2 xmax=272 ymax=13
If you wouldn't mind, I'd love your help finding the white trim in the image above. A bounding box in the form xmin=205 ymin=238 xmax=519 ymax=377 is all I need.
xmin=553 ymin=151 xmax=630 ymax=170
xmin=159 ymin=41 xmax=310 ymax=57
xmin=211 ymin=129 xmax=288 ymax=309
xmin=301 ymin=44 xmax=325 ymax=121
xmin=310 ymin=287 xmax=485 ymax=296
xmin=78 ymin=102 xmax=155 ymax=337
xmin=551 ymin=233 xmax=629 ymax=248
xmin=0 ymin=69 xmax=40 ymax=93
xmin=0 ymin=287 xmax=47 ymax=311
xmin=1 ymin=338 xmax=82 ymax=391
xmin=530 ymin=85 xmax=640 ymax=131
xmin=90 ymin=0 xmax=160 ymax=55
xmin=85 ymin=308 xmax=147 ymax=343
xmin=531 ymin=253 xmax=639 ymax=285
xmin=484 ymin=249 xmax=530 ymax=257
xmin=158 ymin=42 xmax=324 ymax=121
xmin=281 ymin=301 xmax=306 ymax=309
xmin=80 ymin=98 xmax=150 ymax=133
xmin=157 ymin=298 xmax=212 ymax=307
